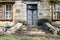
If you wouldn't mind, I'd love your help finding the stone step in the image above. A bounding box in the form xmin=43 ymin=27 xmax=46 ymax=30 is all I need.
xmin=16 ymin=25 xmax=53 ymax=36
xmin=26 ymin=25 xmax=39 ymax=27
xmin=22 ymin=27 xmax=40 ymax=31
xmin=27 ymin=28 xmax=38 ymax=31
xmin=21 ymin=27 xmax=45 ymax=34
xmin=24 ymin=31 xmax=46 ymax=36
xmin=6 ymin=22 xmax=23 ymax=35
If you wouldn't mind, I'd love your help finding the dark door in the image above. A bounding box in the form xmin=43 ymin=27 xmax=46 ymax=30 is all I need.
xmin=27 ymin=4 xmax=38 ymax=25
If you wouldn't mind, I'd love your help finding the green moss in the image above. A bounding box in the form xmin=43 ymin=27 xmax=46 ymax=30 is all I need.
xmin=0 ymin=36 xmax=19 ymax=40
xmin=20 ymin=37 xmax=33 ymax=40
xmin=0 ymin=36 xmax=60 ymax=40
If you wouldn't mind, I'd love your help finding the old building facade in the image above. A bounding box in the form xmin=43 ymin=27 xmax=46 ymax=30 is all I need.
xmin=0 ymin=0 xmax=60 ymax=27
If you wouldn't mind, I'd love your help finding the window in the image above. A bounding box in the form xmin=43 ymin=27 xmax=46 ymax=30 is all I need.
xmin=5 ymin=5 xmax=12 ymax=20
xmin=27 ymin=4 xmax=37 ymax=10
xmin=55 ymin=4 xmax=60 ymax=11
xmin=0 ymin=5 xmax=2 ymax=19
xmin=0 ymin=4 xmax=13 ymax=21
xmin=53 ymin=4 xmax=60 ymax=20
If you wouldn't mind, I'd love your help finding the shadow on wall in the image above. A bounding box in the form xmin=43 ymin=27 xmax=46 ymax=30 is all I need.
xmin=37 ymin=19 xmax=55 ymax=34
xmin=37 ymin=19 xmax=51 ymax=26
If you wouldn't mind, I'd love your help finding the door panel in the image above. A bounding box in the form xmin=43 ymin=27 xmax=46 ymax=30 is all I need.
xmin=27 ymin=10 xmax=32 ymax=24
xmin=27 ymin=4 xmax=38 ymax=25
xmin=33 ymin=10 xmax=38 ymax=24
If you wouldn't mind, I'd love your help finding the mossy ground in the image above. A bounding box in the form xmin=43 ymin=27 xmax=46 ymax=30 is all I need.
xmin=0 ymin=35 xmax=60 ymax=40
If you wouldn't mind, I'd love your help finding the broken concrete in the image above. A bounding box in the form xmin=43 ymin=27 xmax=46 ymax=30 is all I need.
xmin=6 ymin=22 xmax=23 ymax=35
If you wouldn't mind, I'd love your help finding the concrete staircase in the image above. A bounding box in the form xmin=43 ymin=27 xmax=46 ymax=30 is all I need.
xmin=5 ymin=24 xmax=52 ymax=36
xmin=16 ymin=25 xmax=48 ymax=36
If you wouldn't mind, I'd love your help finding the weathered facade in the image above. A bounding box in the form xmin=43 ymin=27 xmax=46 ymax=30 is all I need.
xmin=49 ymin=0 xmax=60 ymax=25
xmin=0 ymin=0 xmax=60 ymax=27
xmin=0 ymin=0 xmax=48 ymax=26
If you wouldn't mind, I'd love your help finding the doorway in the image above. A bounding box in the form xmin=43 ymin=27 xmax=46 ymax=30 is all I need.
xmin=27 ymin=4 xmax=38 ymax=25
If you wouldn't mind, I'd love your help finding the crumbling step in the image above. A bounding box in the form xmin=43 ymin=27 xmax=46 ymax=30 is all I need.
xmin=21 ymin=26 xmax=46 ymax=35
xmin=27 ymin=27 xmax=38 ymax=31
xmin=21 ymin=25 xmax=45 ymax=33
xmin=22 ymin=25 xmax=40 ymax=31
xmin=21 ymin=27 xmax=40 ymax=32
xmin=16 ymin=25 xmax=52 ymax=36
xmin=21 ymin=28 xmax=46 ymax=36
xmin=6 ymin=22 xmax=23 ymax=35
xmin=25 ymin=31 xmax=46 ymax=36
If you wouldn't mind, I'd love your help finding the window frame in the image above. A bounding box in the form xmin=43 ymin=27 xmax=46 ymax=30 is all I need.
xmin=0 ymin=4 xmax=3 ymax=20
xmin=52 ymin=4 xmax=60 ymax=21
xmin=5 ymin=4 xmax=13 ymax=21
xmin=0 ymin=4 xmax=13 ymax=21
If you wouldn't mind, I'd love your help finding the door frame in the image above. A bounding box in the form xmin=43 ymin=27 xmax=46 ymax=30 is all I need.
xmin=26 ymin=4 xmax=38 ymax=25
